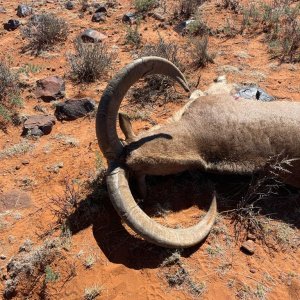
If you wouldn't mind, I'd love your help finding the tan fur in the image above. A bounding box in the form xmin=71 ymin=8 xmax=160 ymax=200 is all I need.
xmin=123 ymin=95 xmax=300 ymax=188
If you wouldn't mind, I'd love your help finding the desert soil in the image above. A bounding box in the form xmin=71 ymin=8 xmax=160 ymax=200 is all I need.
xmin=0 ymin=0 xmax=299 ymax=299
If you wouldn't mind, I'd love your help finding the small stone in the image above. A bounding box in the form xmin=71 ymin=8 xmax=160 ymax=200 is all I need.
xmin=92 ymin=12 xmax=106 ymax=22
xmin=55 ymin=98 xmax=96 ymax=121
xmin=250 ymin=268 xmax=256 ymax=273
xmin=15 ymin=165 xmax=21 ymax=170
xmin=16 ymin=4 xmax=33 ymax=17
xmin=152 ymin=12 xmax=165 ymax=21
xmin=0 ymin=7 xmax=7 ymax=13
xmin=247 ymin=233 xmax=256 ymax=241
xmin=241 ymin=240 xmax=255 ymax=255
xmin=22 ymin=115 xmax=56 ymax=136
xmin=4 ymin=19 xmax=20 ymax=31
xmin=35 ymin=76 xmax=65 ymax=102
xmin=0 ymin=190 xmax=32 ymax=211
xmin=94 ymin=4 xmax=107 ymax=14
xmin=122 ymin=12 xmax=136 ymax=24
xmin=65 ymin=1 xmax=75 ymax=10
xmin=0 ymin=254 xmax=6 ymax=260
xmin=81 ymin=29 xmax=107 ymax=43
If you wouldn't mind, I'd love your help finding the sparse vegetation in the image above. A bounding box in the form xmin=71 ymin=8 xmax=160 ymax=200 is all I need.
xmin=125 ymin=25 xmax=142 ymax=48
xmin=45 ymin=265 xmax=60 ymax=283
xmin=221 ymin=0 xmax=240 ymax=13
xmin=0 ymin=140 xmax=33 ymax=159
xmin=134 ymin=0 xmax=158 ymax=13
xmin=68 ymin=38 xmax=114 ymax=82
xmin=0 ymin=62 xmax=22 ymax=130
xmin=84 ymin=285 xmax=103 ymax=300
xmin=240 ymin=1 xmax=300 ymax=63
xmin=130 ymin=35 xmax=184 ymax=106
xmin=190 ymin=36 xmax=214 ymax=68
xmin=176 ymin=0 xmax=206 ymax=18
xmin=18 ymin=63 xmax=42 ymax=76
xmin=53 ymin=134 xmax=79 ymax=147
xmin=22 ymin=14 xmax=68 ymax=53
xmin=224 ymin=154 xmax=299 ymax=249
xmin=84 ymin=254 xmax=96 ymax=269
xmin=185 ymin=18 xmax=209 ymax=36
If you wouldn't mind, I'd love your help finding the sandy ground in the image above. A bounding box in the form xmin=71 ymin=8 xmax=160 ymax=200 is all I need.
xmin=0 ymin=0 xmax=299 ymax=299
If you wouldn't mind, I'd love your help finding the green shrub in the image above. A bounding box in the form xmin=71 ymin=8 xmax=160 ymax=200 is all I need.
xmin=0 ymin=62 xmax=22 ymax=130
xmin=134 ymin=0 xmax=158 ymax=13
xmin=125 ymin=25 xmax=142 ymax=48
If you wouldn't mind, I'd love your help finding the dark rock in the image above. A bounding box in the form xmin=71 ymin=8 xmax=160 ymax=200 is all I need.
xmin=55 ymin=98 xmax=96 ymax=121
xmin=0 ymin=254 xmax=6 ymax=260
xmin=92 ymin=12 xmax=106 ymax=22
xmin=81 ymin=29 xmax=107 ymax=43
xmin=21 ymin=160 xmax=29 ymax=165
xmin=235 ymin=86 xmax=274 ymax=102
xmin=65 ymin=1 xmax=75 ymax=10
xmin=94 ymin=4 xmax=107 ymax=14
xmin=22 ymin=115 xmax=56 ymax=136
xmin=35 ymin=76 xmax=65 ymax=101
xmin=4 ymin=19 xmax=20 ymax=31
xmin=0 ymin=190 xmax=32 ymax=212
xmin=241 ymin=240 xmax=255 ymax=255
xmin=122 ymin=12 xmax=136 ymax=24
xmin=16 ymin=4 xmax=33 ymax=17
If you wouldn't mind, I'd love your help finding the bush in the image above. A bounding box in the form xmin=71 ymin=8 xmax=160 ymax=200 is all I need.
xmin=22 ymin=14 xmax=68 ymax=53
xmin=240 ymin=1 xmax=300 ymax=63
xmin=190 ymin=36 xmax=214 ymax=68
xmin=134 ymin=0 xmax=158 ymax=13
xmin=68 ymin=38 xmax=114 ymax=82
xmin=176 ymin=0 xmax=207 ymax=18
xmin=128 ymin=36 xmax=184 ymax=106
xmin=185 ymin=18 xmax=209 ymax=36
xmin=0 ymin=62 xmax=22 ymax=130
xmin=125 ymin=25 xmax=142 ymax=48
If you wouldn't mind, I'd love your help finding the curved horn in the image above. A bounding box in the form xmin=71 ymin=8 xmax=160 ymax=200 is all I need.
xmin=107 ymin=163 xmax=217 ymax=248
xmin=96 ymin=56 xmax=190 ymax=161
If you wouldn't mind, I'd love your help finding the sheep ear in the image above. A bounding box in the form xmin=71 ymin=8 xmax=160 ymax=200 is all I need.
xmin=119 ymin=112 xmax=136 ymax=141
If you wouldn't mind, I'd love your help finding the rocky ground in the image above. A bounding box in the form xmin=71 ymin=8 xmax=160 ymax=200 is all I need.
xmin=0 ymin=0 xmax=299 ymax=299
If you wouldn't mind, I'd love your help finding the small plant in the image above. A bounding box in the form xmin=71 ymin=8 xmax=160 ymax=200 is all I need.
xmin=176 ymin=0 xmax=206 ymax=18
xmin=125 ymin=25 xmax=142 ymax=48
xmin=18 ymin=64 xmax=42 ymax=76
xmin=206 ymin=244 xmax=224 ymax=257
xmin=134 ymin=0 xmax=158 ymax=13
xmin=0 ymin=62 xmax=22 ymax=129
xmin=53 ymin=134 xmax=79 ymax=147
xmin=190 ymin=36 xmax=214 ymax=68
xmin=222 ymin=0 xmax=240 ymax=13
xmin=84 ymin=285 xmax=103 ymax=300
xmin=22 ymin=14 xmax=68 ymax=53
xmin=50 ymin=178 xmax=82 ymax=224
xmin=45 ymin=265 xmax=60 ymax=283
xmin=130 ymin=35 xmax=184 ymax=106
xmin=0 ymin=140 xmax=33 ymax=160
xmin=84 ymin=254 xmax=96 ymax=269
xmin=68 ymin=38 xmax=114 ymax=82
xmin=185 ymin=18 xmax=209 ymax=36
